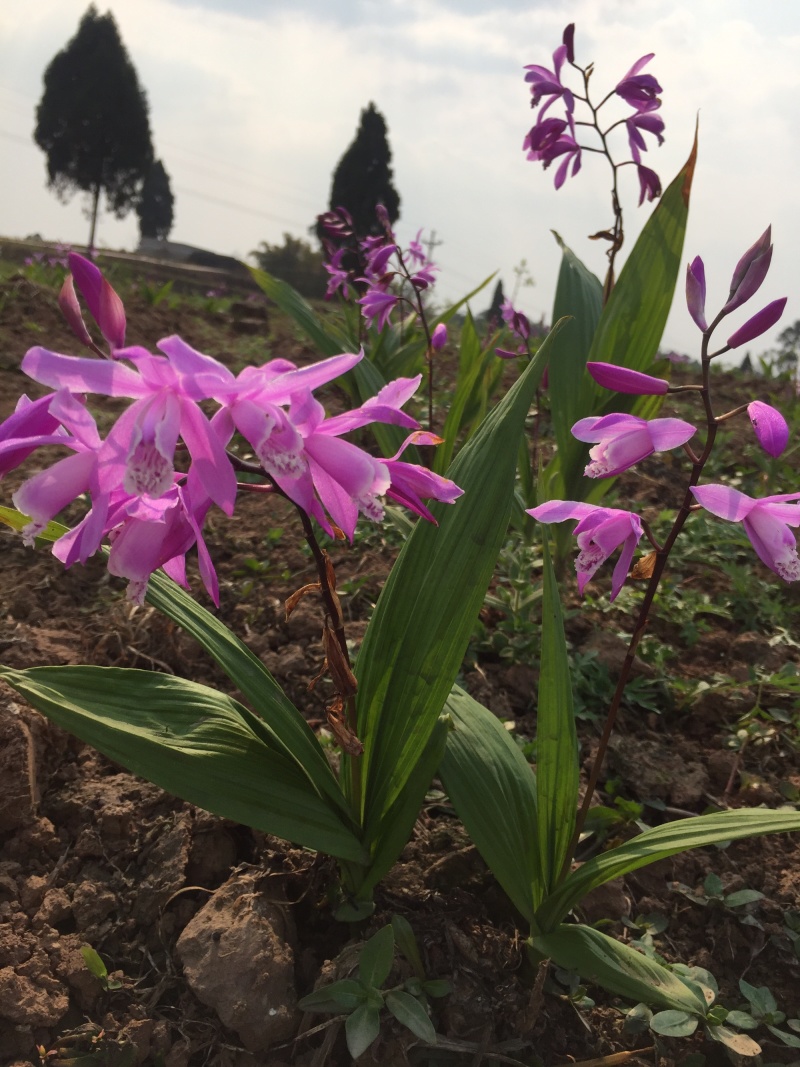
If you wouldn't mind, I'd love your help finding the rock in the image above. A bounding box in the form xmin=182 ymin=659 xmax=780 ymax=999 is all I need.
xmin=176 ymin=871 xmax=298 ymax=1052
xmin=0 ymin=964 xmax=68 ymax=1026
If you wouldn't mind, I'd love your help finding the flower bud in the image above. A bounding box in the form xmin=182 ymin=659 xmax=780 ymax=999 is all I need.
xmin=685 ymin=256 xmax=708 ymax=331
xmin=723 ymin=227 xmax=772 ymax=314
xmin=587 ymin=362 xmax=669 ymax=395
xmin=747 ymin=400 xmax=789 ymax=458
xmin=431 ymin=323 xmax=447 ymax=351
xmin=58 ymin=275 xmax=93 ymax=347
xmin=727 ymin=297 xmax=787 ymax=349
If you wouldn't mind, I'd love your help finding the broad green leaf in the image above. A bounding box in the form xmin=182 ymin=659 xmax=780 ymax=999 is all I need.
xmin=739 ymin=979 xmax=777 ymax=1017
xmin=0 ymin=508 xmax=348 ymax=819
xmin=355 ymin=322 xmax=565 ymax=843
xmin=386 ymin=990 xmax=436 ymax=1043
xmin=767 ymin=1025 xmax=800 ymax=1049
xmin=435 ymin=311 xmax=489 ymax=472
xmin=650 ymin=1010 xmax=699 ymax=1037
xmin=359 ymin=925 xmax=395 ymax=989
xmin=356 ymin=719 xmax=448 ymax=897
xmin=536 ymin=536 xmax=578 ymax=891
xmin=0 ymin=665 xmax=367 ymax=863
xmin=299 ymin=979 xmax=365 ymax=1013
xmin=345 ymin=1002 xmax=381 ymax=1059
xmin=725 ymin=889 xmax=764 ymax=908
xmin=545 ymin=232 xmax=603 ymax=502
xmin=725 ymin=1011 xmax=758 ymax=1031
xmin=531 ymin=924 xmax=707 ymax=1015
xmin=80 ymin=945 xmax=108 ymax=980
xmin=439 ymin=684 xmax=540 ymax=924
xmin=536 ymin=808 xmax=800 ymax=931
xmin=249 ymin=267 xmax=351 ymax=356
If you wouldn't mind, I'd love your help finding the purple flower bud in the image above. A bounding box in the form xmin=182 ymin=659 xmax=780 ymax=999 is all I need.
xmin=722 ymin=228 xmax=773 ymax=315
xmin=747 ymin=400 xmax=789 ymax=457
xmin=431 ymin=324 xmax=447 ymax=351
xmin=562 ymin=23 xmax=575 ymax=63
xmin=58 ymin=275 xmax=93 ymax=347
xmin=685 ymin=256 xmax=708 ymax=332
xmin=727 ymin=297 xmax=787 ymax=349
xmin=636 ymin=164 xmax=661 ymax=205
xmin=587 ymin=362 xmax=669 ymax=395
xmin=68 ymin=253 xmax=126 ymax=349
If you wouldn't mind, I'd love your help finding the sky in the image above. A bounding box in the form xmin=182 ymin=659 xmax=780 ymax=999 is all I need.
xmin=1 ymin=0 xmax=799 ymax=362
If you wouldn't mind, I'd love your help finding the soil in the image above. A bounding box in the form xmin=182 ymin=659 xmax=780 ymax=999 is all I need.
xmin=0 ymin=270 xmax=798 ymax=1066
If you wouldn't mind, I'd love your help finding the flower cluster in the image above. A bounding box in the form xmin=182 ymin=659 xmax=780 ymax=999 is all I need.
xmin=529 ymin=231 xmax=794 ymax=599
xmin=0 ymin=255 xmax=463 ymax=606
xmin=523 ymin=24 xmax=664 ymax=204
xmin=318 ymin=207 xmax=439 ymax=333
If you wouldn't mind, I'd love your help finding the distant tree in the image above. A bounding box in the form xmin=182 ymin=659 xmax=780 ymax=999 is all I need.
xmin=251 ymin=233 xmax=325 ymax=298
xmin=136 ymin=159 xmax=174 ymax=241
xmin=34 ymin=5 xmax=153 ymax=248
xmin=772 ymin=320 xmax=800 ymax=376
xmin=739 ymin=352 xmax=753 ymax=374
xmin=486 ymin=280 xmax=506 ymax=327
xmin=326 ymin=103 xmax=400 ymax=239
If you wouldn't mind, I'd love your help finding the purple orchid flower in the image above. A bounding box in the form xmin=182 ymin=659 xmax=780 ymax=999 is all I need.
xmin=626 ymin=109 xmax=665 ymax=156
xmin=587 ymin=362 xmax=669 ymax=395
xmin=323 ymin=248 xmax=352 ymax=301
xmin=635 ymin=164 xmax=662 ymax=206
xmin=747 ymin=401 xmax=789 ymax=458
xmin=357 ymin=288 xmax=399 ymax=331
xmin=615 ymin=54 xmax=662 ymax=110
xmin=383 ymin=431 xmax=464 ymax=524
xmin=572 ymin=413 xmax=696 ymax=477
xmin=691 ymin=484 xmax=800 ymax=583
xmin=21 ymin=338 xmax=238 ymax=515
xmin=0 ymin=392 xmax=68 ymax=477
xmin=524 ymin=43 xmax=574 ymax=114
xmin=524 ymin=120 xmax=582 ymax=189
xmin=528 ymin=500 xmax=644 ymax=601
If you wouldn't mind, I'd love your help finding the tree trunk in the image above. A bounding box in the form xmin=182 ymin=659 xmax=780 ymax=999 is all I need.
xmin=88 ymin=184 xmax=101 ymax=250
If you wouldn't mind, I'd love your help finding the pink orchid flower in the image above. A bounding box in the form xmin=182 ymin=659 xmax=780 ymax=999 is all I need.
xmin=691 ymin=484 xmax=800 ymax=583
xmin=572 ymin=413 xmax=696 ymax=478
xmin=527 ymin=500 xmax=644 ymax=601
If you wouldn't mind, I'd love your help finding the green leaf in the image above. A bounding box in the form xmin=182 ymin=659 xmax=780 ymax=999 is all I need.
xmin=439 ymin=684 xmax=540 ymax=923
xmin=725 ymin=889 xmax=764 ymax=908
xmin=0 ymin=665 xmax=367 ymax=864
xmin=249 ymin=267 xmax=351 ymax=356
xmin=650 ymin=1010 xmax=699 ymax=1037
xmin=725 ymin=1011 xmax=758 ymax=1031
xmin=386 ymin=990 xmax=437 ymax=1043
xmin=545 ymin=233 xmax=603 ymax=502
xmin=535 ymin=536 xmax=578 ymax=892
xmin=299 ymin=979 xmax=365 ymax=1013
xmin=531 ymin=925 xmax=707 ymax=1015
xmin=624 ymin=1003 xmax=653 ymax=1035
xmin=739 ymin=979 xmax=777 ymax=1017
xmin=421 ymin=979 xmax=452 ymax=999
xmin=80 ymin=945 xmax=108 ymax=980
xmin=355 ymin=323 xmax=564 ymax=848
xmin=767 ymin=1025 xmax=800 ymax=1049
xmin=345 ymin=1002 xmax=382 ymax=1059
xmin=391 ymin=915 xmax=425 ymax=979
xmin=359 ymin=925 xmax=395 ymax=989
xmin=535 ymin=808 xmax=800 ymax=931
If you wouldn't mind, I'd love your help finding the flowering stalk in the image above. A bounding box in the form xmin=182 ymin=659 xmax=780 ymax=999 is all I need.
xmin=528 ymin=229 xmax=791 ymax=879
xmin=523 ymin=25 xmax=665 ymax=300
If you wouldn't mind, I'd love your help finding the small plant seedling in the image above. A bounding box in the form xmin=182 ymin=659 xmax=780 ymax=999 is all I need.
xmin=80 ymin=944 xmax=123 ymax=991
xmin=299 ymin=920 xmax=450 ymax=1059
xmin=671 ymin=872 xmax=764 ymax=918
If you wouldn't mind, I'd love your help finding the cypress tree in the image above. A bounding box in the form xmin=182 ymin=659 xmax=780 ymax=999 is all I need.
xmin=34 ymin=5 xmax=153 ymax=247
xmin=327 ymin=103 xmax=400 ymax=238
xmin=137 ymin=159 xmax=174 ymax=241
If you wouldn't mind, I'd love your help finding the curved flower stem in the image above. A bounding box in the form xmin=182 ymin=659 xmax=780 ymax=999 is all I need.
xmin=557 ymin=326 xmax=723 ymax=882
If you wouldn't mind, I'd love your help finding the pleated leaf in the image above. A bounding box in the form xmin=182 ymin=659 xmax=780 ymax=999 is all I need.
xmin=536 ymin=807 xmax=800 ymax=931
xmin=532 ymin=924 xmax=707 ymax=1015
xmin=0 ymin=665 xmax=367 ymax=862
xmin=535 ymin=536 xmax=578 ymax=892
xmin=439 ymin=684 xmax=540 ymax=923
xmin=355 ymin=323 xmax=564 ymax=845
